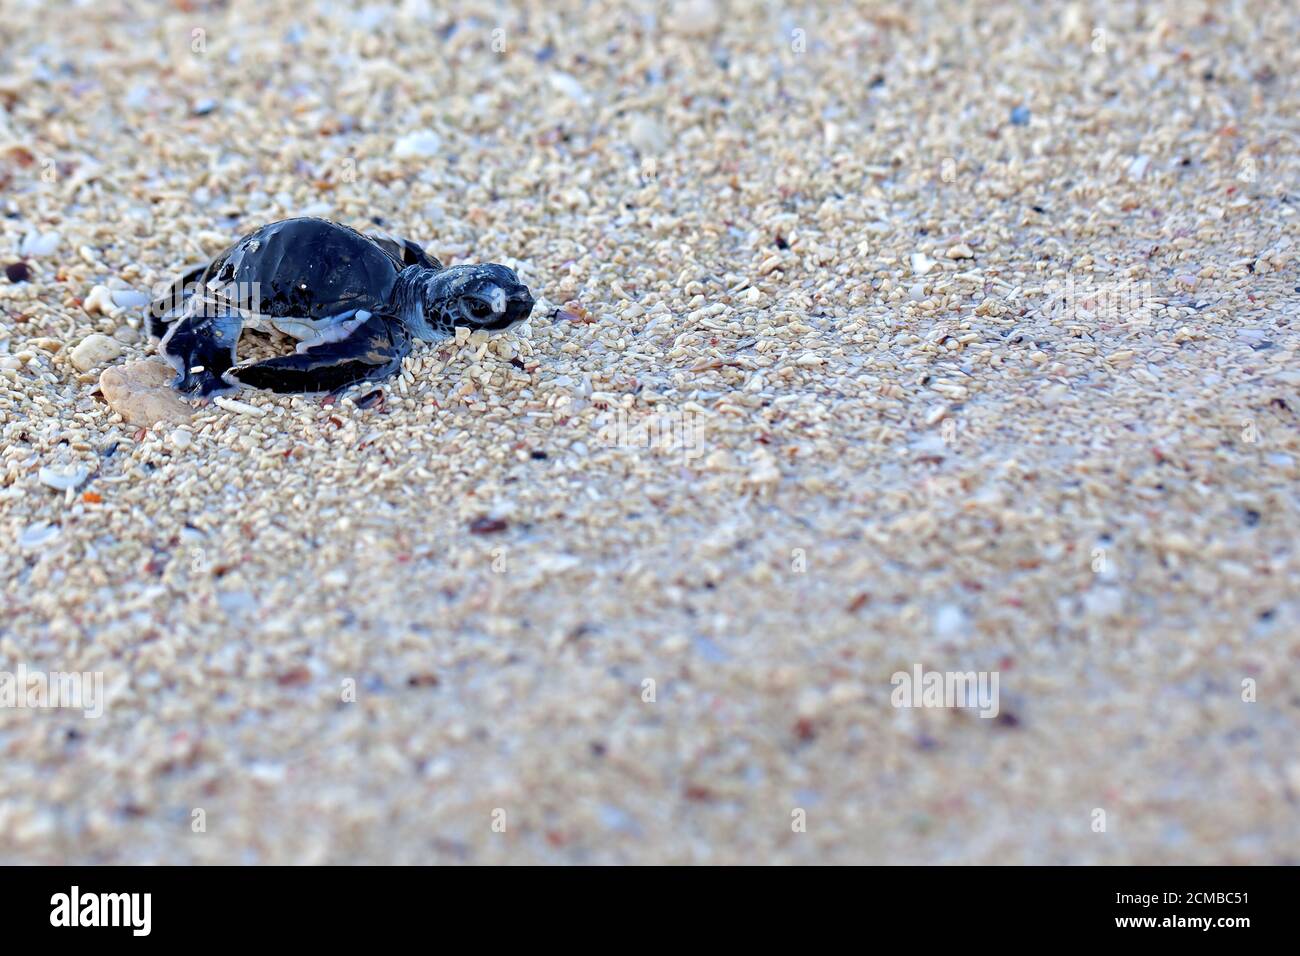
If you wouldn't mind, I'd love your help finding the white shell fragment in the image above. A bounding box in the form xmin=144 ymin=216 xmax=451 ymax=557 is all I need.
xmin=213 ymin=396 xmax=268 ymax=416
xmin=18 ymin=522 xmax=60 ymax=550
xmin=18 ymin=230 xmax=61 ymax=257
xmin=38 ymin=465 xmax=90 ymax=491
xmin=392 ymin=130 xmax=442 ymax=159
xmin=82 ymin=285 xmax=118 ymax=316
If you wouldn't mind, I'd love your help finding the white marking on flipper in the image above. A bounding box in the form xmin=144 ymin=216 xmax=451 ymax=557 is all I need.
xmin=157 ymin=297 xmax=200 ymax=378
xmin=269 ymin=309 xmax=363 ymax=343
xmin=294 ymin=311 xmax=371 ymax=352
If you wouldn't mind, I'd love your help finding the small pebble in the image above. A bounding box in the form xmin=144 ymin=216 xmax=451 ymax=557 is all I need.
xmin=627 ymin=114 xmax=668 ymax=155
xmin=69 ymin=333 xmax=123 ymax=371
xmin=469 ymin=516 xmax=509 ymax=535
xmin=99 ymin=359 xmax=193 ymax=426
xmin=933 ymin=604 xmax=968 ymax=638
xmin=392 ymin=130 xmax=442 ymax=158
xmin=110 ymin=289 xmax=152 ymax=311
xmin=548 ymin=73 xmax=589 ymax=103
xmin=668 ymin=0 xmax=721 ymax=36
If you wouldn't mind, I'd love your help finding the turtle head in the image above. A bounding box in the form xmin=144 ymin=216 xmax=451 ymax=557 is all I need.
xmin=420 ymin=263 xmax=534 ymax=337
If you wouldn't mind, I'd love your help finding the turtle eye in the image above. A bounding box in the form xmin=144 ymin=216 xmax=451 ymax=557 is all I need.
xmin=466 ymin=299 xmax=493 ymax=320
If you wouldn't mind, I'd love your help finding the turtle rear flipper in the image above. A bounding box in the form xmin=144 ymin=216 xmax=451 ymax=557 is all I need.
xmin=225 ymin=311 xmax=411 ymax=395
xmin=148 ymin=261 xmax=212 ymax=339
xmin=159 ymin=304 xmax=243 ymax=397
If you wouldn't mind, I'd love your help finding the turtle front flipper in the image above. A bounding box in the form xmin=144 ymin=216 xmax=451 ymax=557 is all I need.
xmin=224 ymin=311 xmax=411 ymax=395
xmin=158 ymin=304 xmax=243 ymax=397
xmin=367 ymin=231 xmax=442 ymax=271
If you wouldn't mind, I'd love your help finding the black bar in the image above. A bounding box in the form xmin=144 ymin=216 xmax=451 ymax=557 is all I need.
xmin=0 ymin=866 xmax=1283 ymax=942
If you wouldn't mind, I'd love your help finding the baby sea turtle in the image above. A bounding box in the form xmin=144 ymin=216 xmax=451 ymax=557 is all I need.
xmin=148 ymin=217 xmax=534 ymax=396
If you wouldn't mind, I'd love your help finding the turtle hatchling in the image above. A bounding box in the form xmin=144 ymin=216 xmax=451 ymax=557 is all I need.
xmin=148 ymin=217 xmax=534 ymax=395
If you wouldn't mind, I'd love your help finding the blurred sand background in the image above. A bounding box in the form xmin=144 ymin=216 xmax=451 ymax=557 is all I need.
xmin=0 ymin=0 xmax=1297 ymax=863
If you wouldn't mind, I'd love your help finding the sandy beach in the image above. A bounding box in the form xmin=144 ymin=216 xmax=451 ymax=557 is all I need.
xmin=0 ymin=0 xmax=1297 ymax=863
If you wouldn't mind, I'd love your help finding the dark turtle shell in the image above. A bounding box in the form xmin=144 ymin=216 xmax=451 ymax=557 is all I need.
xmin=199 ymin=218 xmax=409 ymax=320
